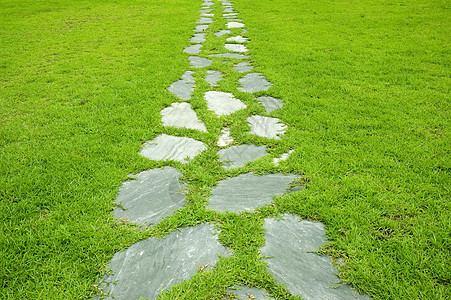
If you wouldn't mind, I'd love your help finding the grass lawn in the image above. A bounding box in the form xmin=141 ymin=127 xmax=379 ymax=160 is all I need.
xmin=1 ymin=0 xmax=449 ymax=299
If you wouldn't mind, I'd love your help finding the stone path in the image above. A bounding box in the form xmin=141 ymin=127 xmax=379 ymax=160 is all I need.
xmin=96 ymin=1 xmax=370 ymax=299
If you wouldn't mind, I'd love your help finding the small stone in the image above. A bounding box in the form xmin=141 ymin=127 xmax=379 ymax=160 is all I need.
xmin=168 ymin=71 xmax=195 ymax=100
xmin=225 ymin=19 xmax=242 ymax=22
xmin=218 ymin=144 xmax=267 ymax=169
xmin=248 ymin=115 xmax=287 ymax=139
xmin=257 ymin=96 xmax=283 ymax=113
xmin=183 ymin=44 xmax=203 ymax=54
xmin=199 ymin=8 xmax=213 ymax=13
xmin=194 ymin=24 xmax=209 ymax=32
xmin=197 ymin=17 xmax=213 ymax=24
xmin=209 ymin=53 xmax=248 ymax=59
xmin=238 ymin=73 xmax=272 ymax=93
xmin=234 ymin=62 xmax=253 ymax=73
xmin=223 ymin=13 xmax=238 ymax=17
xmin=225 ymin=286 xmax=274 ymax=300
xmin=201 ymin=13 xmax=214 ymax=17
xmin=223 ymin=7 xmax=234 ymax=13
xmin=205 ymin=91 xmax=246 ymax=116
xmin=226 ymin=35 xmax=249 ymax=43
xmin=227 ymin=21 xmax=245 ymax=28
xmin=189 ymin=56 xmax=212 ymax=68
xmin=161 ymin=102 xmax=207 ymax=132
xmin=202 ymin=1 xmax=215 ymax=6
xmin=191 ymin=33 xmax=206 ymax=43
xmin=218 ymin=128 xmax=234 ymax=147
xmin=242 ymin=28 xmax=247 ymax=33
xmin=215 ymin=29 xmax=231 ymax=37
xmin=225 ymin=43 xmax=248 ymax=52
xmin=273 ymin=150 xmax=294 ymax=166
xmin=205 ymin=70 xmax=222 ymax=86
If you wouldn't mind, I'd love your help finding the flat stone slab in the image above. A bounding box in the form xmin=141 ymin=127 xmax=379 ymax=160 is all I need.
xmin=218 ymin=128 xmax=234 ymax=147
xmin=223 ymin=7 xmax=234 ymax=13
xmin=273 ymin=150 xmax=294 ymax=166
xmin=257 ymin=96 xmax=283 ymax=113
xmin=189 ymin=56 xmax=212 ymax=68
xmin=168 ymin=71 xmax=195 ymax=100
xmin=226 ymin=35 xmax=249 ymax=43
xmin=238 ymin=73 xmax=272 ymax=93
xmin=191 ymin=33 xmax=206 ymax=43
xmin=207 ymin=173 xmax=297 ymax=213
xmin=225 ymin=286 xmax=274 ymax=299
xmin=100 ymin=224 xmax=228 ymax=300
xmin=202 ymin=1 xmax=215 ymax=6
xmin=140 ymin=134 xmax=206 ymax=164
xmin=113 ymin=167 xmax=185 ymax=226
xmin=209 ymin=53 xmax=248 ymax=59
xmin=234 ymin=62 xmax=253 ymax=73
xmin=183 ymin=44 xmax=202 ymax=54
xmin=262 ymin=215 xmax=371 ymax=300
xmin=199 ymin=8 xmax=213 ymax=13
xmin=225 ymin=43 xmax=248 ymax=52
xmin=205 ymin=91 xmax=246 ymax=116
xmin=218 ymin=144 xmax=267 ymax=169
xmin=227 ymin=21 xmax=245 ymax=28
xmin=197 ymin=17 xmax=213 ymax=24
xmin=161 ymin=102 xmax=207 ymax=132
xmin=247 ymin=115 xmax=287 ymax=139
xmin=206 ymin=70 xmax=222 ymax=86
xmin=194 ymin=24 xmax=209 ymax=32
xmin=215 ymin=29 xmax=231 ymax=37
xmin=201 ymin=13 xmax=214 ymax=17
xmin=223 ymin=13 xmax=238 ymax=17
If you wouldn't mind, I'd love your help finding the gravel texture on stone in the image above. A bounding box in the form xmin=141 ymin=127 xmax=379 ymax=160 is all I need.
xmin=238 ymin=73 xmax=273 ymax=93
xmin=215 ymin=29 xmax=231 ymax=37
xmin=161 ymin=102 xmax=207 ymax=132
xmin=183 ymin=44 xmax=203 ymax=54
xmin=168 ymin=71 xmax=195 ymax=100
xmin=257 ymin=96 xmax=283 ymax=113
xmin=205 ymin=91 xmax=246 ymax=116
xmin=225 ymin=43 xmax=248 ymax=52
xmin=218 ymin=128 xmax=234 ymax=147
xmin=234 ymin=62 xmax=253 ymax=73
xmin=225 ymin=286 xmax=274 ymax=300
xmin=189 ymin=56 xmax=212 ymax=68
xmin=247 ymin=115 xmax=287 ymax=139
xmin=209 ymin=53 xmax=248 ymax=59
xmin=218 ymin=144 xmax=267 ymax=169
xmin=227 ymin=21 xmax=245 ymax=28
xmin=206 ymin=70 xmax=222 ymax=86
xmin=226 ymin=35 xmax=249 ymax=43
xmin=191 ymin=33 xmax=206 ymax=43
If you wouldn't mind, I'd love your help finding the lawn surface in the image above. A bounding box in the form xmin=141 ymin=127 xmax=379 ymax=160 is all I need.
xmin=1 ymin=0 xmax=450 ymax=299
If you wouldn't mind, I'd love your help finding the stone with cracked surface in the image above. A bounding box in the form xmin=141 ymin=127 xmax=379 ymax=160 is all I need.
xmin=205 ymin=91 xmax=246 ymax=116
xmin=140 ymin=134 xmax=206 ymax=164
xmin=273 ymin=150 xmax=294 ymax=166
xmin=218 ymin=128 xmax=234 ymax=147
xmin=234 ymin=62 xmax=253 ymax=73
xmin=226 ymin=35 xmax=249 ymax=43
xmin=113 ymin=167 xmax=186 ymax=226
xmin=194 ymin=24 xmax=209 ymax=32
xmin=239 ymin=73 xmax=272 ymax=93
xmin=227 ymin=21 xmax=245 ymax=28
xmin=247 ymin=115 xmax=287 ymax=139
xmin=215 ymin=29 xmax=231 ymax=37
xmin=207 ymin=173 xmax=298 ymax=213
xmin=197 ymin=17 xmax=213 ymax=24
xmin=209 ymin=53 xmax=248 ymax=59
xmin=183 ymin=44 xmax=202 ymax=54
xmin=161 ymin=102 xmax=207 ymax=132
xmin=100 ymin=224 xmax=228 ymax=300
xmin=225 ymin=286 xmax=274 ymax=300
xmin=191 ymin=33 xmax=206 ymax=43
xmin=225 ymin=43 xmax=248 ymax=52
xmin=262 ymin=215 xmax=371 ymax=300
xmin=206 ymin=70 xmax=222 ymax=86
xmin=218 ymin=144 xmax=267 ymax=169
xmin=168 ymin=71 xmax=195 ymax=100
xmin=257 ymin=96 xmax=283 ymax=113
xmin=189 ymin=56 xmax=212 ymax=68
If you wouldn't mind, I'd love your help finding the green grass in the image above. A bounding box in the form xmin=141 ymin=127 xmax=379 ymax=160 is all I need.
xmin=1 ymin=0 xmax=450 ymax=299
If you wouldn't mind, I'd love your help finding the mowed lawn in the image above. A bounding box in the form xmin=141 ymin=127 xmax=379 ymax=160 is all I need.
xmin=1 ymin=0 xmax=449 ymax=299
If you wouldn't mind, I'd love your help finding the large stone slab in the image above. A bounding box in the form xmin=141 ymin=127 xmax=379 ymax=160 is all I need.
xmin=197 ymin=17 xmax=213 ymax=24
xmin=168 ymin=71 xmax=195 ymax=100
xmin=218 ymin=144 xmax=267 ymax=169
xmin=161 ymin=102 xmax=207 ymax=132
xmin=113 ymin=167 xmax=185 ymax=226
xmin=227 ymin=21 xmax=245 ymax=28
xmin=262 ymin=215 xmax=371 ymax=300
xmin=238 ymin=73 xmax=272 ymax=93
xmin=234 ymin=62 xmax=253 ymax=73
xmin=209 ymin=53 xmax=248 ymax=59
xmin=225 ymin=43 xmax=248 ymax=52
xmin=215 ymin=29 xmax=231 ymax=37
xmin=206 ymin=70 xmax=222 ymax=86
xmin=226 ymin=35 xmax=249 ymax=43
xmin=191 ymin=33 xmax=206 ymax=43
xmin=194 ymin=24 xmax=209 ymax=32
xmin=218 ymin=128 xmax=234 ymax=147
xmin=247 ymin=115 xmax=287 ymax=139
xmin=205 ymin=91 xmax=246 ymax=116
xmin=140 ymin=134 xmax=206 ymax=164
xmin=183 ymin=44 xmax=203 ymax=54
xmin=100 ymin=224 xmax=228 ymax=300
xmin=225 ymin=286 xmax=274 ymax=300
xmin=189 ymin=56 xmax=212 ymax=68
xmin=257 ymin=96 xmax=283 ymax=113
xmin=207 ymin=173 xmax=297 ymax=213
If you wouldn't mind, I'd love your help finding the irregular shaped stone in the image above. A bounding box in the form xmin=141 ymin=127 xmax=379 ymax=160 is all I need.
xmin=191 ymin=33 xmax=206 ymax=43
xmin=113 ymin=167 xmax=185 ymax=226
xmin=207 ymin=173 xmax=298 ymax=213
xmin=218 ymin=128 xmax=234 ymax=147
xmin=202 ymin=1 xmax=215 ymax=6
xmin=189 ymin=56 xmax=212 ymax=68
xmin=225 ymin=286 xmax=274 ymax=300
xmin=168 ymin=71 xmax=195 ymax=100
xmin=273 ymin=150 xmax=294 ymax=166
xmin=222 ymin=2 xmax=233 ymax=5
xmin=201 ymin=13 xmax=214 ymax=17
xmin=247 ymin=115 xmax=287 ymax=139
xmin=218 ymin=144 xmax=267 ymax=169
xmin=226 ymin=35 xmax=249 ymax=43
xmin=234 ymin=62 xmax=253 ymax=73
xmin=206 ymin=70 xmax=222 ymax=86
xmin=100 ymin=224 xmax=228 ymax=300
xmin=257 ymin=96 xmax=283 ymax=113
xmin=227 ymin=21 xmax=245 ymax=28
xmin=238 ymin=73 xmax=272 ymax=93
xmin=209 ymin=53 xmax=248 ymax=59
xmin=225 ymin=19 xmax=242 ymax=22
xmin=199 ymin=8 xmax=213 ymax=13
xmin=194 ymin=24 xmax=209 ymax=32
xmin=225 ymin=43 xmax=248 ymax=52
xmin=205 ymin=91 xmax=246 ymax=116
xmin=183 ymin=44 xmax=203 ymax=54
xmin=262 ymin=215 xmax=371 ymax=300
xmin=140 ymin=134 xmax=206 ymax=164
xmin=242 ymin=28 xmax=247 ymax=33
xmin=223 ymin=7 xmax=234 ymax=13
xmin=197 ymin=17 xmax=213 ymax=24
xmin=161 ymin=102 xmax=207 ymax=132
xmin=215 ymin=29 xmax=231 ymax=37
xmin=223 ymin=13 xmax=238 ymax=17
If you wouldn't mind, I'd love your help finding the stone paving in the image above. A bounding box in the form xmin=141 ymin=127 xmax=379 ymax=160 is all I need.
xmin=97 ymin=0 xmax=370 ymax=299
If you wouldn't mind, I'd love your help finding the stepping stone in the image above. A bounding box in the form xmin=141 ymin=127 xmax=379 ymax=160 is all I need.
xmin=197 ymin=17 xmax=213 ymax=24
xmin=113 ymin=167 xmax=186 ymax=226
xmin=234 ymin=62 xmax=253 ymax=73
xmin=201 ymin=13 xmax=214 ymax=17
xmin=226 ymin=35 xmax=249 ymax=43
xmin=238 ymin=73 xmax=272 ymax=92
xmin=225 ymin=43 xmax=248 ymax=53
xmin=202 ymin=1 xmax=215 ymax=6
xmin=262 ymin=215 xmax=371 ymax=300
xmin=215 ymin=29 xmax=231 ymax=37
xmin=257 ymin=96 xmax=283 ymax=113
xmin=191 ymin=33 xmax=206 ymax=43
xmin=183 ymin=44 xmax=202 ymax=54
xmin=223 ymin=13 xmax=238 ymax=17
xmin=242 ymin=28 xmax=247 ymax=33
xmin=248 ymin=115 xmax=287 ymax=139
xmin=140 ymin=134 xmax=206 ymax=164
xmin=225 ymin=286 xmax=274 ymax=300
xmin=194 ymin=24 xmax=209 ymax=32
xmin=273 ymin=150 xmax=294 ymax=166
xmin=227 ymin=21 xmax=245 ymax=28
xmin=161 ymin=102 xmax=207 ymax=132
xmin=207 ymin=173 xmax=297 ymax=213
xmin=100 ymin=224 xmax=228 ymax=300
xmin=218 ymin=128 xmax=234 ymax=147
xmin=226 ymin=19 xmax=242 ymax=22
xmin=199 ymin=8 xmax=213 ymax=13
xmin=218 ymin=144 xmax=267 ymax=169
xmin=189 ymin=56 xmax=212 ymax=68
xmin=205 ymin=70 xmax=222 ymax=86
xmin=205 ymin=91 xmax=246 ymax=116
xmin=168 ymin=71 xmax=195 ymax=100
xmin=209 ymin=53 xmax=248 ymax=59
xmin=223 ymin=7 xmax=234 ymax=13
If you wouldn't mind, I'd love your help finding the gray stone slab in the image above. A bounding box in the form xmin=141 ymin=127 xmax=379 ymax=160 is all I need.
xmin=234 ymin=62 xmax=253 ymax=73
xmin=197 ymin=17 xmax=213 ymax=24
xmin=208 ymin=173 xmax=298 ymax=213
xmin=161 ymin=102 xmax=207 ymax=132
xmin=238 ymin=73 xmax=272 ymax=93
xmin=218 ymin=128 xmax=234 ymax=147
xmin=113 ymin=167 xmax=185 ymax=226
xmin=140 ymin=134 xmax=206 ymax=164
xmin=273 ymin=150 xmax=294 ymax=166
xmin=247 ymin=115 xmax=287 ymax=139
xmin=215 ymin=29 xmax=231 ymax=37
xmin=218 ymin=144 xmax=267 ymax=169
xmin=194 ymin=24 xmax=209 ymax=32
xmin=189 ymin=56 xmax=212 ymax=68
xmin=183 ymin=44 xmax=203 ymax=54
xmin=225 ymin=286 xmax=274 ymax=299
xmin=191 ymin=33 xmax=206 ymax=43
xmin=205 ymin=91 xmax=246 ymax=116
xmin=223 ymin=7 xmax=234 ymax=13
xmin=242 ymin=28 xmax=247 ymax=33
xmin=222 ymin=2 xmax=233 ymax=5
xmin=199 ymin=8 xmax=213 ymax=13
xmin=202 ymin=1 xmax=215 ymax=6
xmin=257 ymin=96 xmax=283 ymax=113
xmin=227 ymin=21 xmax=244 ymax=28
xmin=209 ymin=53 xmax=248 ymax=59
xmin=262 ymin=215 xmax=371 ymax=300
xmin=225 ymin=43 xmax=248 ymax=52
xmin=226 ymin=35 xmax=249 ymax=43
xmin=168 ymin=71 xmax=195 ymax=100
xmin=223 ymin=13 xmax=238 ymax=17
xmin=201 ymin=13 xmax=214 ymax=17
xmin=206 ymin=70 xmax=222 ymax=86
xmin=100 ymin=224 xmax=228 ymax=300
xmin=225 ymin=19 xmax=242 ymax=22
